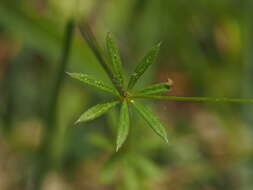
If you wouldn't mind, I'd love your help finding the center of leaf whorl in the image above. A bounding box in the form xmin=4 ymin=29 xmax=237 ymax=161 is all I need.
xmin=122 ymin=91 xmax=131 ymax=102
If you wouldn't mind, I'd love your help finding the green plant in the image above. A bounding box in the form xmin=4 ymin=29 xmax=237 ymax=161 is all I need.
xmin=68 ymin=23 xmax=253 ymax=152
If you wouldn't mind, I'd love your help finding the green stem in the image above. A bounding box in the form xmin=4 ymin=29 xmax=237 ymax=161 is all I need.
xmin=132 ymin=95 xmax=253 ymax=103
xmin=78 ymin=22 xmax=125 ymax=96
xmin=47 ymin=19 xmax=75 ymax=125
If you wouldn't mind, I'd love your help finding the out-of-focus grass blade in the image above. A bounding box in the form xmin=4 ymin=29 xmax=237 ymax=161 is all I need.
xmin=123 ymin=162 xmax=139 ymax=190
xmin=129 ymin=154 xmax=161 ymax=178
xmin=78 ymin=23 xmax=124 ymax=95
xmin=116 ymin=101 xmax=130 ymax=152
xmin=76 ymin=101 xmax=119 ymax=124
xmin=106 ymin=33 xmax=124 ymax=89
xmin=131 ymin=100 xmax=168 ymax=143
xmin=134 ymin=79 xmax=173 ymax=96
xmin=127 ymin=43 xmax=161 ymax=90
xmin=90 ymin=133 xmax=114 ymax=151
xmin=67 ymin=72 xmax=119 ymax=96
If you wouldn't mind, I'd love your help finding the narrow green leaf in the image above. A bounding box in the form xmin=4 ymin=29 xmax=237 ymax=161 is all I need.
xmin=106 ymin=33 xmax=124 ymax=88
xmin=78 ymin=23 xmax=124 ymax=95
xmin=67 ymin=72 xmax=118 ymax=96
xmin=127 ymin=43 xmax=161 ymax=90
xmin=131 ymin=100 xmax=168 ymax=143
xmin=76 ymin=101 xmax=119 ymax=124
xmin=116 ymin=101 xmax=130 ymax=152
xmin=134 ymin=79 xmax=173 ymax=96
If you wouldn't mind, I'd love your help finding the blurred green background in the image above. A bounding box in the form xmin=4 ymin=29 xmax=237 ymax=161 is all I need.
xmin=1 ymin=0 xmax=253 ymax=189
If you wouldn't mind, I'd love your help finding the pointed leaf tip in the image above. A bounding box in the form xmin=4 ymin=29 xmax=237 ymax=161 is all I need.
xmin=76 ymin=101 xmax=119 ymax=123
xmin=127 ymin=43 xmax=161 ymax=90
xmin=167 ymin=78 xmax=173 ymax=86
xmin=116 ymin=101 xmax=130 ymax=151
xmin=75 ymin=119 xmax=80 ymax=125
xmin=134 ymin=81 xmax=172 ymax=96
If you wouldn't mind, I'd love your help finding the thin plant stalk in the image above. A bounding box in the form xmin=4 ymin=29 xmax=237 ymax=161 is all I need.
xmin=132 ymin=95 xmax=253 ymax=103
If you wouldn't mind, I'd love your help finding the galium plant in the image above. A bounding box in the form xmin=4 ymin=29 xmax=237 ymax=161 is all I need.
xmin=68 ymin=23 xmax=253 ymax=152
